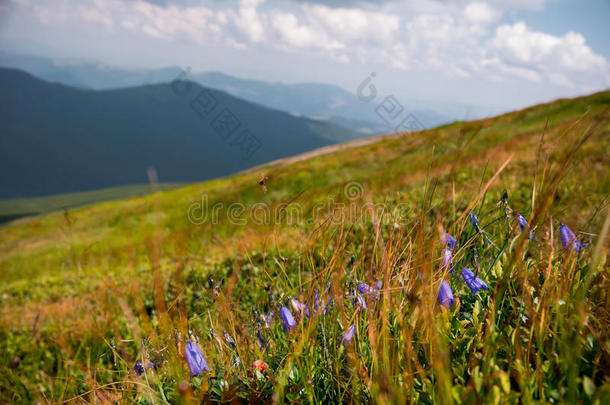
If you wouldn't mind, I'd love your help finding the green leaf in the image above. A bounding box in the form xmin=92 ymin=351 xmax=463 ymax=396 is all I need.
xmin=499 ymin=371 xmax=510 ymax=394
xmin=583 ymin=376 xmax=595 ymax=397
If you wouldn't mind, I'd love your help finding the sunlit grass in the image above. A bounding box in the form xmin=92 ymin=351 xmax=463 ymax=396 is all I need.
xmin=0 ymin=91 xmax=608 ymax=403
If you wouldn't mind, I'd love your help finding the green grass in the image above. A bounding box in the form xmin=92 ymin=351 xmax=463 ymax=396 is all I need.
xmin=0 ymin=183 xmax=187 ymax=223
xmin=0 ymin=91 xmax=608 ymax=403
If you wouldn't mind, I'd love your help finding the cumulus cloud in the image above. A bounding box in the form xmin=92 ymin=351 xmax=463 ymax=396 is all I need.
xmin=291 ymin=0 xmax=547 ymax=11
xmin=304 ymin=5 xmax=400 ymax=44
xmin=464 ymin=2 xmax=499 ymax=24
xmin=490 ymin=22 xmax=606 ymax=71
xmin=489 ymin=22 xmax=608 ymax=87
xmin=271 ymin=11 xmax=331 ymax=49
xmin=227 ymin=0 xmax=266 ymax=44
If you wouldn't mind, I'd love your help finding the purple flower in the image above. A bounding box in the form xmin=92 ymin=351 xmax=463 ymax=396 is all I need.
xmin=442 ymin=233 xmax=457 ymax=250
xmin=469 ymin=211 xmax=480 ymax=231
xmin=256 ymin=330 xmax=268 ymax=348
xmin=438 ymin=280 xmax=454 ymax=309
xmin=560 ymin=224 xmax=587 ymax=253
xmin=442 ymin=248 xmax=453 ymax=272
xmin=264 ymin=309 xmax=275 ymax=328
xmin=375 ymin=281 xmax=382 ymax=299
xmin=461 ymin=268 xmax=489 ymax=295
xmin=355 ymin=293 xmax=368 ymax=310
xmin=134 ymin=361 xmax=155 ymax=376
xmin=279 ymin=306 xmax=297 ymax=331
xmin=517 ymin=214 xmax=535 ymax=239
xmin=313 ymin=293 xmax=328 ymax=315
xmin=290 ymin=298 xmax=310 ymax=318
xmin=341 ymin=325 xmax=355 ymax=344
xmin=359 ymin=282 xmax=383 ymax=300
xmin=517 ymin=214 xmax=527 ymax=230
xmin=185 ymin=342 xmax=210 ymax=377
xmin=357 ymin=283 xmax=373 ymax=295
xmin=223 ymin=331 xmax=237 ymax=349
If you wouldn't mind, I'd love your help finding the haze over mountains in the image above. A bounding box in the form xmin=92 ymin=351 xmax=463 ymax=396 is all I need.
xmin=0 ymin=51 xmax=464 ymax=134
xmin=0 ymin=67 xmax=362 ymax=198
xmin=0 ymin=51 xmax=505 ymax=200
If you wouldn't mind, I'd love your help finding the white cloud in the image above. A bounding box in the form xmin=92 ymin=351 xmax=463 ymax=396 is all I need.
xmin=9 ymin=0 xmax=610 ymax=91
xmin=464 ymin=2 xmax=499 ymax=24
xmin=228 ymin=0 xmax=266 ymax=43
xmin=268 ymin=5 xmax=400 ymax=64
xmin=304 ymin=5 xmax=400 ymax=44
xmin=487 ymin=0 xmax=547 ymax=11
xmin=130 ymin=1 xmax=213 ymax=43
xmin=489 ymin=22 xmax=608 ymax=87
xmin=271 ymin=11 xmax=324 ymax=49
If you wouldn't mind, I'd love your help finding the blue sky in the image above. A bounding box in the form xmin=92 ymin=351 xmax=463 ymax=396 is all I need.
xmin=0 ymin=0 xmax=608 ymax=111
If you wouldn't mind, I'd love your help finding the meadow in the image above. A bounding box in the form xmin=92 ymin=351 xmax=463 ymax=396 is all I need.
xmin=0 ymin=183 xmax=186 ymax=224
xmin=0 ymin=91 xmax=609 ymax=403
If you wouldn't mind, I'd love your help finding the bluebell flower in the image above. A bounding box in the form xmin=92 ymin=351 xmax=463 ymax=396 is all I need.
xmin=134 ymin=361 xmax=155 ymax=376
xmin=469 ymin=211 xmax=480 ymax=232
xmin=264 ymin=309 xmax=275 ymax=328
xmin=341 ymin=325 xmax=355 ymax=344
xmin=438 ymin=280 xmax=454 ymax=309
xmin=442 ymin=233 xmax=457 ymax=250
xmin=290 ymin=298 xmax=310 ymax=318
xmin=355 ymin=293 xmax=368 ymax=310
xmin=375 ymin=281 xmax=382 ymax=299
xmin=279 ymin=306 xmax=297 ymax=331
xmin=185 ymin=342 xmax=210 ymax=377
xmin=560 ymin=223 xmax=587 ymax=253
xmin=461 ymin=268 xmax=489 ymax=295
xmin=256 ymin=330 xmax=268 ymax=348
xmin=134 ymin=362 xmax=145 ymax=376
xmin=313 ymin=293 xmax=328 ymax=315
xmin=442 ymin=248 xmax=453 ymax=272
xmin=517 ymin=214 xmax=527 ymax=230
xmin=223 ymin=331 xmax=237 ymax=349
xmin=517 ymin=214 xmax=535 ymax=239
xmin=357 ymin=283 xmax=373 ymax=295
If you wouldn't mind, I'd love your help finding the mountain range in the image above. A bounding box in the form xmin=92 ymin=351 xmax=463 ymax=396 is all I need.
xmin=0 ymin=68 xmax=362 ymax=198
xmin=0 ymin=51 xmax=461 ymax=133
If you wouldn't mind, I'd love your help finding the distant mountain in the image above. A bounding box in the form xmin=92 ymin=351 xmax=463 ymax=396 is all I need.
xmin=0 ymin=68 xmax=362 ymax=198
xmin=0 ymin=51 xmax=457 ymax=133
xmin=191 ymin=71 xmax=453 ymax=131
xmin=0 ymin=51 xmax=182 ymax=89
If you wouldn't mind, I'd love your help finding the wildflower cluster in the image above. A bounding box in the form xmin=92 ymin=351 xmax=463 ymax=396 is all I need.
xmin=127 ymin=193 xmax=592 ymax=400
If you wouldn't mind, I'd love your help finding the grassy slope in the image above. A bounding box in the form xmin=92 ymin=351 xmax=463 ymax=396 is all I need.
xmin=0 ymin=183 xmax=186 ymax=220
xmin=0 ymin=91 xmax=608 ymax=403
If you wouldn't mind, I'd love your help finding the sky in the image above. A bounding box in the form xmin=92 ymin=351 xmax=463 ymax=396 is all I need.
xmin=0 ymin=0 xmax=608 ymax=111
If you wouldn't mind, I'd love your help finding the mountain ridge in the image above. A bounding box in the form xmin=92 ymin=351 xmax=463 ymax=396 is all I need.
xmin=0 ymin=67 xmax=362 ymax=198
xmin=0 ymin=51 xmax=459 ymax=132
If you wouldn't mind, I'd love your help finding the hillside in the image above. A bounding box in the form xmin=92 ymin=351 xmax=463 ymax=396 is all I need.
xmin=0 ymin=68 xmax=361 ymax=198
xmin=0 ymin=91 xmax=608 ymax=403
xmin=0 ymin=183 xmax=186 ymax=224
